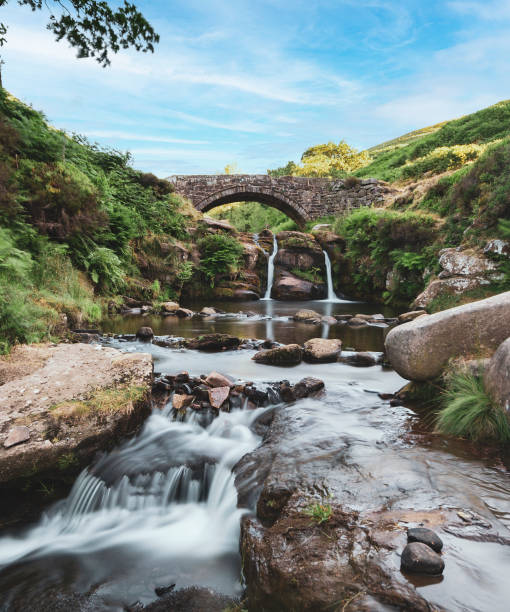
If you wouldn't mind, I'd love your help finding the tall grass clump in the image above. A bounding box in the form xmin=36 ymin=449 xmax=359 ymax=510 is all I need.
xmin=436 ymin=370 xmax=510 ymax=443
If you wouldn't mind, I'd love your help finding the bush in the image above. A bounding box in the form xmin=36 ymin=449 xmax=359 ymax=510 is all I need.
xmin=334 ymin=208 xmax=439 ymax=304
xmin=86 ymin=246 xmax=125 ymax=293
xmin=436 ymin=371 xmax=510 ymax=443
xmin=198 ymin=234 xmax=244 ymax=286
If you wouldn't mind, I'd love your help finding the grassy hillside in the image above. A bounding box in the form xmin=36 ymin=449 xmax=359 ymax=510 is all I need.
xmin=357 ymin=100 xmax=510 ymax=182
xmin=0 ymin=89 xmax=204 ymax=351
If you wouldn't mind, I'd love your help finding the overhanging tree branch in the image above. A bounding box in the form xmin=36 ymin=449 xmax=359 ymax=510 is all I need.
xmin=0 ymin=0 xmax=159 ymax=66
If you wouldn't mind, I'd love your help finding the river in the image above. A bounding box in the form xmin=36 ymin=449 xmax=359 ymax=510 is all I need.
xmin=0 ymin=298 xmax=509 ymax=611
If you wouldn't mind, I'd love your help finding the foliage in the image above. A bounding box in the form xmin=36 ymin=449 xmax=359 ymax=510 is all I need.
xmin=296 ymin=141 xmax=370 ymax=177
xmin=357 ymin=99 xmax=510 ymax=182
xmin=210 ymin=201 xmax=292 ymax=233
xmin=436 ymin=371 xmax=510 ymax=443
xmin=291 ymin=266 xmax=323 ymax=283
xmin=334 ymin=207 xmax=439 ymax=305
xmin=267 ymin=142 xmax=369 ymax=179
xmin=198 ymin=234 xmax=244 ymax=286
xmin=267 ymin=160 xmax=299 ymax=177
xmin=303 ymin=502 xmax=332 ymax=524
xmin=401 ymin=143 xmax=490 ymax=180
xmin=85 ymin=246 xmax=125 ymax=292
xmin=1 ymin=0 xmax=159 ymax=67
xmin=419 ymin=138 xmax=510 ymax=247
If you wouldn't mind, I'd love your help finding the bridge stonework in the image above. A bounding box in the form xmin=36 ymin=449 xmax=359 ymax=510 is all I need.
xmin=168 ymin=175 xmax=389 ymax=225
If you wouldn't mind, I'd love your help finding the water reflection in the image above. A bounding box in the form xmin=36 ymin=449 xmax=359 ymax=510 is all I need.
xmin=102 ymin=299 xmax=394 ymax=352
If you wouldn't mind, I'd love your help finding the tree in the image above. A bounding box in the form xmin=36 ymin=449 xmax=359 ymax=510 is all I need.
xmin=267 ymin=160 xmax=299 ymax=177
xmin=223 ymin=162 xmax=241 ymax=175
xmin=296 ymin=141 xmax=370 ymax=177
xmin=0 ymin=0 xmax=159 ymax=67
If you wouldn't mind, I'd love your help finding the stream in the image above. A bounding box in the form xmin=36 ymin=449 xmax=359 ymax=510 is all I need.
xmin=0 ymin=297 xmax=509 ymax=611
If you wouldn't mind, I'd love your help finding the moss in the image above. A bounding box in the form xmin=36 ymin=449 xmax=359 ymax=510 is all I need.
xmin=50 ymin=384 xmax=147 ymax=422
xmin=290 ymin=267 xmax=324 ymax=283
xmin=426 ymin=286 xmax=499 ymax=313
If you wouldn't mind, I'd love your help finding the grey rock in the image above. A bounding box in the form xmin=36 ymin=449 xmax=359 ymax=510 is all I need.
xmin=385 ymin=292 xmax=510 ymax=381
xmin=401 ymin=542 xmax=444 ymax=575
xmin=407 ymin=527 xmax=443 ymax=553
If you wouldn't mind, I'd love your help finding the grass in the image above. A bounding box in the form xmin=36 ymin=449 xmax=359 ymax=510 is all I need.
xmin=436 ymin=371 xmax=510 ymax=443
xmin=291 ymin=267 xmax=324 ymax=283
xmin=357 ymin=99 xmax=510 ymax=182
xmin=426 ymin=286 xmax=499 ymax=313
xmin=51 ymin=384 xmax=147 ymax=422
xmin=303 ymin=502 xmax=333 ymax=524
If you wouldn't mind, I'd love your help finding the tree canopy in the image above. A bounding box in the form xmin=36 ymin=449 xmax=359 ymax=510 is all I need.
xmin=268 ymin=141 xmax=370 ymax=178
xmin=0 ymin=0 xmax=159 ymax=66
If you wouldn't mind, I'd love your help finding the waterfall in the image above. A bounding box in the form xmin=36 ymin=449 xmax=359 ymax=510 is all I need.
xmin=322 ymin=249 xmax=341 ymax=303
xmin=261 ymin=234 xmax=278 ymax=301
xmin=0 ymin=401 xmax=266 ymax=597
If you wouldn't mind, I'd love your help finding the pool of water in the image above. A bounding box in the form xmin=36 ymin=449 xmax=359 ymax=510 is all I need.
xmin=101 ymin=298 xmax=394 ymax=352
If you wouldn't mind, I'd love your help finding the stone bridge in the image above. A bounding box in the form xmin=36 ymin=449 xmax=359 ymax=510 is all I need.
xmin=168 ymin=174 xmax=390 ymax=225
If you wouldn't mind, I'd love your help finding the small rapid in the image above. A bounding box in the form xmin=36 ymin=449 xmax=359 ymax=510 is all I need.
xmin=0 ymin=397 xmax=266 ymax=607
xmin=261 ymin=234 xmax=278 ymax=300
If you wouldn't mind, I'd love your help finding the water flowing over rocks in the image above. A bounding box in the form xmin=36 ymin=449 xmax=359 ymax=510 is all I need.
xmin=385 ymin=291 xmax=510 ymax=381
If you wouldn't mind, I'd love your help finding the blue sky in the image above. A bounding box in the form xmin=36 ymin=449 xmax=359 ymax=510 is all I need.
xmin=2 ymin=0 xmax=510 ymax=175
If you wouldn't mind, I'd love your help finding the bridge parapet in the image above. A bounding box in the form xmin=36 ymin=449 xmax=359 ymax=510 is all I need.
xmin=168 ymin=174 xmax=390 ymax=224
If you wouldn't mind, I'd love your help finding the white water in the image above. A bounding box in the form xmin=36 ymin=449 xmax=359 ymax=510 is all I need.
xmin=0 ymin=400 xmax=266 ymax=602
xmin=261 ymin=234 xmax=278 ymax=300
xmin=321 ymin=249 xmax=353 ymax=304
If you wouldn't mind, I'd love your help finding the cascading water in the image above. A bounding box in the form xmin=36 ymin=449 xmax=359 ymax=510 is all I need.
xmin=321 ymin=249 xmax=353 ymax=304
xmin=0 ymin=398 xmax=266 ymax=608
xmin=261 ymin=234 xmax=278 ymax=301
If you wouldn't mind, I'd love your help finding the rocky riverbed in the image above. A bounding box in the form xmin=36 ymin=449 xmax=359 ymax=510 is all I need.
xmin=0 ymin=301 xmax=509 ymax=611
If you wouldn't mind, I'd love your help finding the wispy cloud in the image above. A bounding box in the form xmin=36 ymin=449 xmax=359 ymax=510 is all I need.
xmin=87 ymin=130 xmax=209 ymax=144
xmin=2 ymin=0 xmax=509 ymax=174
xmin=448 ymin=0 xmax=510 ymax=20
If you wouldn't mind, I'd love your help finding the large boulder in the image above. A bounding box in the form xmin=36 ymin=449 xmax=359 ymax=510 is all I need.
xmin=385 ymin=292 xmax=510 ymax=381
xmin=438 ymin=248 xmax=497 ymax=278
xmin=484 ymin=337 xmax=510 ymax=423
xmin=303 ymin=338 xmax=342 ymax=363
xmin=272 ymin=271 xmax=325 ymax=300
xmin=413 ymin=277 xmax=490 ymax=309
xmin=252 ymin=344 xmax=303 ymax=366
xmin=0 ymin=344 xmax=153 ymax=485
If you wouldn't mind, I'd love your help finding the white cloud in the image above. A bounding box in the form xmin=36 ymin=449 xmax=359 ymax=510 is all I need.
xmin=448 ymin=0 xmax=510 ymax=20
xmin=86 ymin=130 xmax=209 ymax=145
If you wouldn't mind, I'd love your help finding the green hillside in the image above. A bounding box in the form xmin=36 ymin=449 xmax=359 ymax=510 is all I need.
xmin=357 ymin=100 xmax=510 ymax=182
xmin=0 ymin=89 xmax=200 ymax=351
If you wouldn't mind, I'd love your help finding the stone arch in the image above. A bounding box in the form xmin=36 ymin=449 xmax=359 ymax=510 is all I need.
xmin=196 ymin=186 xmax=309 ymax=227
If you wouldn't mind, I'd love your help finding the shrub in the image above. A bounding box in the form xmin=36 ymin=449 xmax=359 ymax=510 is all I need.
xmin=198 ymin=234 xmax=244 ymax=286
xmin=86 ymin=246 xmax=125 ymax=293
xmin=334 ymin=208 xmax=439 ymax=305
xmin=436 ymin=371 xmax=510 ymax=443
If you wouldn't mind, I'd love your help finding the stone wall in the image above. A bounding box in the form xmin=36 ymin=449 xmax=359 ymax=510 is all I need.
xmin=168 ymin=174 xmax=392 ymax=224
